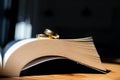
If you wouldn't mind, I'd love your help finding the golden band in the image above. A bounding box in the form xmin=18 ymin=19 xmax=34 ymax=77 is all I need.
xmin=36 ymin=29 xmax=59 ymax=39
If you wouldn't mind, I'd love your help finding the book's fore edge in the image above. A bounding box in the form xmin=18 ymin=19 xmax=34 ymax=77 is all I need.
xmin=3 ymin=38 xmax=38 ymax=67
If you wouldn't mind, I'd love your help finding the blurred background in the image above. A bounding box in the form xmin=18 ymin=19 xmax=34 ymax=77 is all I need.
xmin=0 ymin=0 xmax=120 ymax=59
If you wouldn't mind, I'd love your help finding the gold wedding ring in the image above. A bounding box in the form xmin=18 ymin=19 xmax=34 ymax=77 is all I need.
xmin=36 ymin=29 xmax=59 ymax=39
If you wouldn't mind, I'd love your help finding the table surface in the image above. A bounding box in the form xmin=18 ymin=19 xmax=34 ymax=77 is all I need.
xmin=0 ymin=61 xmax=120 ymax=80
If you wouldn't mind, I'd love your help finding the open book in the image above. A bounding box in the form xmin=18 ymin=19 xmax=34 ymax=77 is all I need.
xmin=0 ymin=37 xmax=108 ymax=77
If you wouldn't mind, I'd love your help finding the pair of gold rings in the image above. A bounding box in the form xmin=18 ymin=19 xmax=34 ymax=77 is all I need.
xmin=36 ymin=29 xmax=59 ymax=39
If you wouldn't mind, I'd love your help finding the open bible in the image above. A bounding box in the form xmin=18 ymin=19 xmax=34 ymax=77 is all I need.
xmin=0 ymin=37 xmax=108 ymax=77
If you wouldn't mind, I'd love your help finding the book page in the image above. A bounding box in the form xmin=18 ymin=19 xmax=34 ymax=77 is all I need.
xmin=22 ymin=56 xmax=65 ymax=71
xmin=3 ymin=38 xmax=38 ymax=67
xmin=0 ymin=49 xmax=2 ymax=73
xmin=0 ymin=53 xmax=2 ymax=67
xmin=64 ymin=37 xmax=93 ymax=42
xmin=2 ymin=39 xmax=106 ymax=77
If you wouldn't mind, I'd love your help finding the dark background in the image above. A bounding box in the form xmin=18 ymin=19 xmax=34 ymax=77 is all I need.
xmin=0 ymin=0 xmax=120 ymax=58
